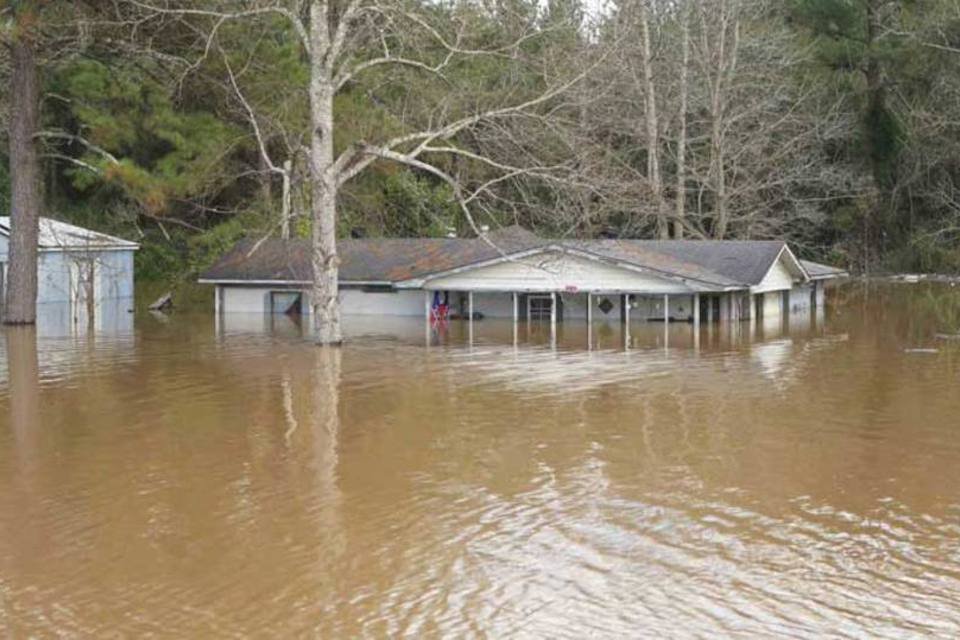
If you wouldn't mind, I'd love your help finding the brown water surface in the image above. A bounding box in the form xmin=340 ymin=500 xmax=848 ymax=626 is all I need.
xmin=2 ymin=284 xmax=960 ymax=638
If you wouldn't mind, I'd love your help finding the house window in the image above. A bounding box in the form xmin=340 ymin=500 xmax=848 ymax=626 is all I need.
xmin=270 ymin=291 xmax=303 ymax=315
xmin=528 ymin=295 xmax=553 ymax=321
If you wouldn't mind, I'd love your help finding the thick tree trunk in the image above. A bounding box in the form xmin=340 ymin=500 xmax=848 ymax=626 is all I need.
xmin=308 ymin=3 xmax=342 ymax=345
xmin=673 ymin=10 xmax=690 ymax=239
xmin=5 ymin=31 xmax=41 ymax=325
xmin=639 ymin=3 xmax=668 ymax=239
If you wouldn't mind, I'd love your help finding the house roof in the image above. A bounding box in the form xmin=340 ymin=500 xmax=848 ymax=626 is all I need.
xmin=200 ymin=225 xmax=845 ymax=290
xmin=201 ymin=225 xmax=544 ymax=284
xmin=800 ymin=259 xmax=848 ymax=280
xmin=0 ymin=217 xmax=139 ymax=250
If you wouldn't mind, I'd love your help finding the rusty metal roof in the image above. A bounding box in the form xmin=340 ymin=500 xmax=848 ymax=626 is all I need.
xmin=200 ymin=226 xmax=831 ymax=289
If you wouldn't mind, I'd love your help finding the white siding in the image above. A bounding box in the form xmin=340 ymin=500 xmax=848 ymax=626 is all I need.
xmin=752 ymin=254 xmax=798 ymax=294
xmin=762 ymin=291 xmax=783 ymax=319
xmin=425 ymin=250 xmax=695 ymax=294
xmin=220 ymin=286 xmax=425 ymax=317
xmin=446 ymin=291 xmax=697 ymax=321
xmin=222 ymin=287 xmax=274 ymax=313
xmin=339 ymin=288 xmax=423 ymax=316
xmin=789 ymin=283 xmax=814 ymax=311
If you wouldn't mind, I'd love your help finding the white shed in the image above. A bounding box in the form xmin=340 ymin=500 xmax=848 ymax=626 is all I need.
xmin=0 ymin=217 xmax=139 ymax=317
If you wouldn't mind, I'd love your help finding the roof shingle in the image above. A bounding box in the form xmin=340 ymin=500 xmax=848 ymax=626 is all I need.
xmin=200 ymin=226 xmax=838 ymax=289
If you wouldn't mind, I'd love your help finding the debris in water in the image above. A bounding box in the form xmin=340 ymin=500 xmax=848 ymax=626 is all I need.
xmin=904 ymin=348 xmax=939 ymax=354
xmin=148 ymin=292 xmax=173 ymax=312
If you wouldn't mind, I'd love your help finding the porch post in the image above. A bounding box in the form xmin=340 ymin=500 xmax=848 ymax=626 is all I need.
xmin=749 ymin=293 xmax=757 ymax=337
xmin=664 ymin=293 xmax=670 ymax=351
xmin=424 ymin=289 xmax=431 ymax=346
xmin=587 ymin=291 xmax=593 ymax=350
xmin=624 ymin=294 xmax=631 ymax=349
xmin=693 ymin=293 xmax=700 ymax=351
xmin=707 ymin=295 xmax=714 ymax=324
xmin=550 ymin=291 xmax=557 ymax=348
xmin=512 ymin=291 xmax=518 ymax=346
xmin=214 ymin=285 xmax=222 ymax=336
xmin=468 ymin=290 xmax=474 ymax=345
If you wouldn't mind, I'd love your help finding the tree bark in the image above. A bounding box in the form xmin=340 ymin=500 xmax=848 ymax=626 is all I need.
xmin=862 ymin=0 xmax=886 ymax=269
xmin=281 ymin=158 xmax=292 ymax=240
xmin=704 ymin=0 xmax=738 ymax=240
xmin=673 ymin=8 xmax=690 ymax=239
xmin=5 ymin=24 xmax=41 ymax=325
xmin=308 ymin=0 xmax=342 ymax=345
xmin=639 ymin=2 xmax=668 ymax=239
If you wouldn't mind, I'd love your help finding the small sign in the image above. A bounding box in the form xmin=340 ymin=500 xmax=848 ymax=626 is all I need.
xmin=564 ymin=285 xmax=579 ymax=292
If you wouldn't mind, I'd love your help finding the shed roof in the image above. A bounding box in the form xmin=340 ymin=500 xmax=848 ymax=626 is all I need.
xmin=200 ymin=225 xmax=843 ymax=290
xmin=0 ymin=217 xmax=139 ymax=250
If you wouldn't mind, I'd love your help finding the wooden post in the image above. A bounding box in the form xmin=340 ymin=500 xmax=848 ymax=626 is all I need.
xmin=424 ymin=289 xmax=431 ymax=346
xmin=512 ymin=291 xmax=518 ymax=346
xmin=624 ymin=294 xmax=631 ymax=349
xmin=693 ymin=293 xmax=700 ymax=351
xmin=663 ymin=293 xmax=669 ymax=351
xmin=214 ymin=285 xmax=222 ymax=336
xmin=586 ymin=292 xmax=592 ymax=350
xmin=468 ymin=290 xmax=474 ymax=346
xmin=707 ymin=295 xmax=714 ymax=324
xmin=550 ymin=291 xmax=557 ymax=348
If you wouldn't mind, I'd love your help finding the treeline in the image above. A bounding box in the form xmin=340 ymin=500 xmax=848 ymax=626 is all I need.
xmin=3 ymin=0 xmax=960 ymax=292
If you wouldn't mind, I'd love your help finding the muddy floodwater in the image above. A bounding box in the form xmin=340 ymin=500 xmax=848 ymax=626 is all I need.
xmin=2 ymin=284 xmax=960 ymax=637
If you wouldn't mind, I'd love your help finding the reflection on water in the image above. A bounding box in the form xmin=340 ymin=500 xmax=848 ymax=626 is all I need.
xmin=3 ymin=284 xmax=960 ymax=637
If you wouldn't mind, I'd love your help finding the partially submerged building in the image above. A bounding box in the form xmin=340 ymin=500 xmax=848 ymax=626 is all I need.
xmin=200 ymin=226 xmax=845 ymax=328
xmin=0 ymin=217 xmax=138 ymax=322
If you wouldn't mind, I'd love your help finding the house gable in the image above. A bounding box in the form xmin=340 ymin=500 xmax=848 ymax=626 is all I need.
xmin=420 ymin=249 xmax=698 ymax=294
xmin=751 ymin=246 xmax=807 ymax=294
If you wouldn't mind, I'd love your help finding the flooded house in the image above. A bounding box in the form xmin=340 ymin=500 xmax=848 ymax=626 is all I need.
xmin=200 ymin=226 xmax=846 ymax=330
xmin=0 ymin=217 xmax=138 ymax=331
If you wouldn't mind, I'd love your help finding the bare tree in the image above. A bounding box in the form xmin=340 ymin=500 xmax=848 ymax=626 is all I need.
xmin=673 ymin=5 xmax=690 ymax=238
xmin=124 ymin=0 xmax=592 ymax=344
xmin=696 ymin=0 xmax=740 ymax=239
xmin=637 ymin=0 xmax=667 ymax=238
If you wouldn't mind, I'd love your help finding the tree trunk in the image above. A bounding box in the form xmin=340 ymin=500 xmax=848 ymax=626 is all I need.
xmin=639 ymin=2 xmax=668 ymax=239
xmin=5 ymin=27 xmax=41 ymax=325
xmin=281 ymin=159 xmax=292 ymax=240
xmin=862 ymin=0 xmax=885 ymax=269
xmin=711 ymin=109 xmax=728 ymax=239
xmin=308 ymin=1 xmax=342 ymax=345
xmin=673 ymin=8 xmax=690 ymax=239
xmin=705 ymin=0 xmax=738 ymax=240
